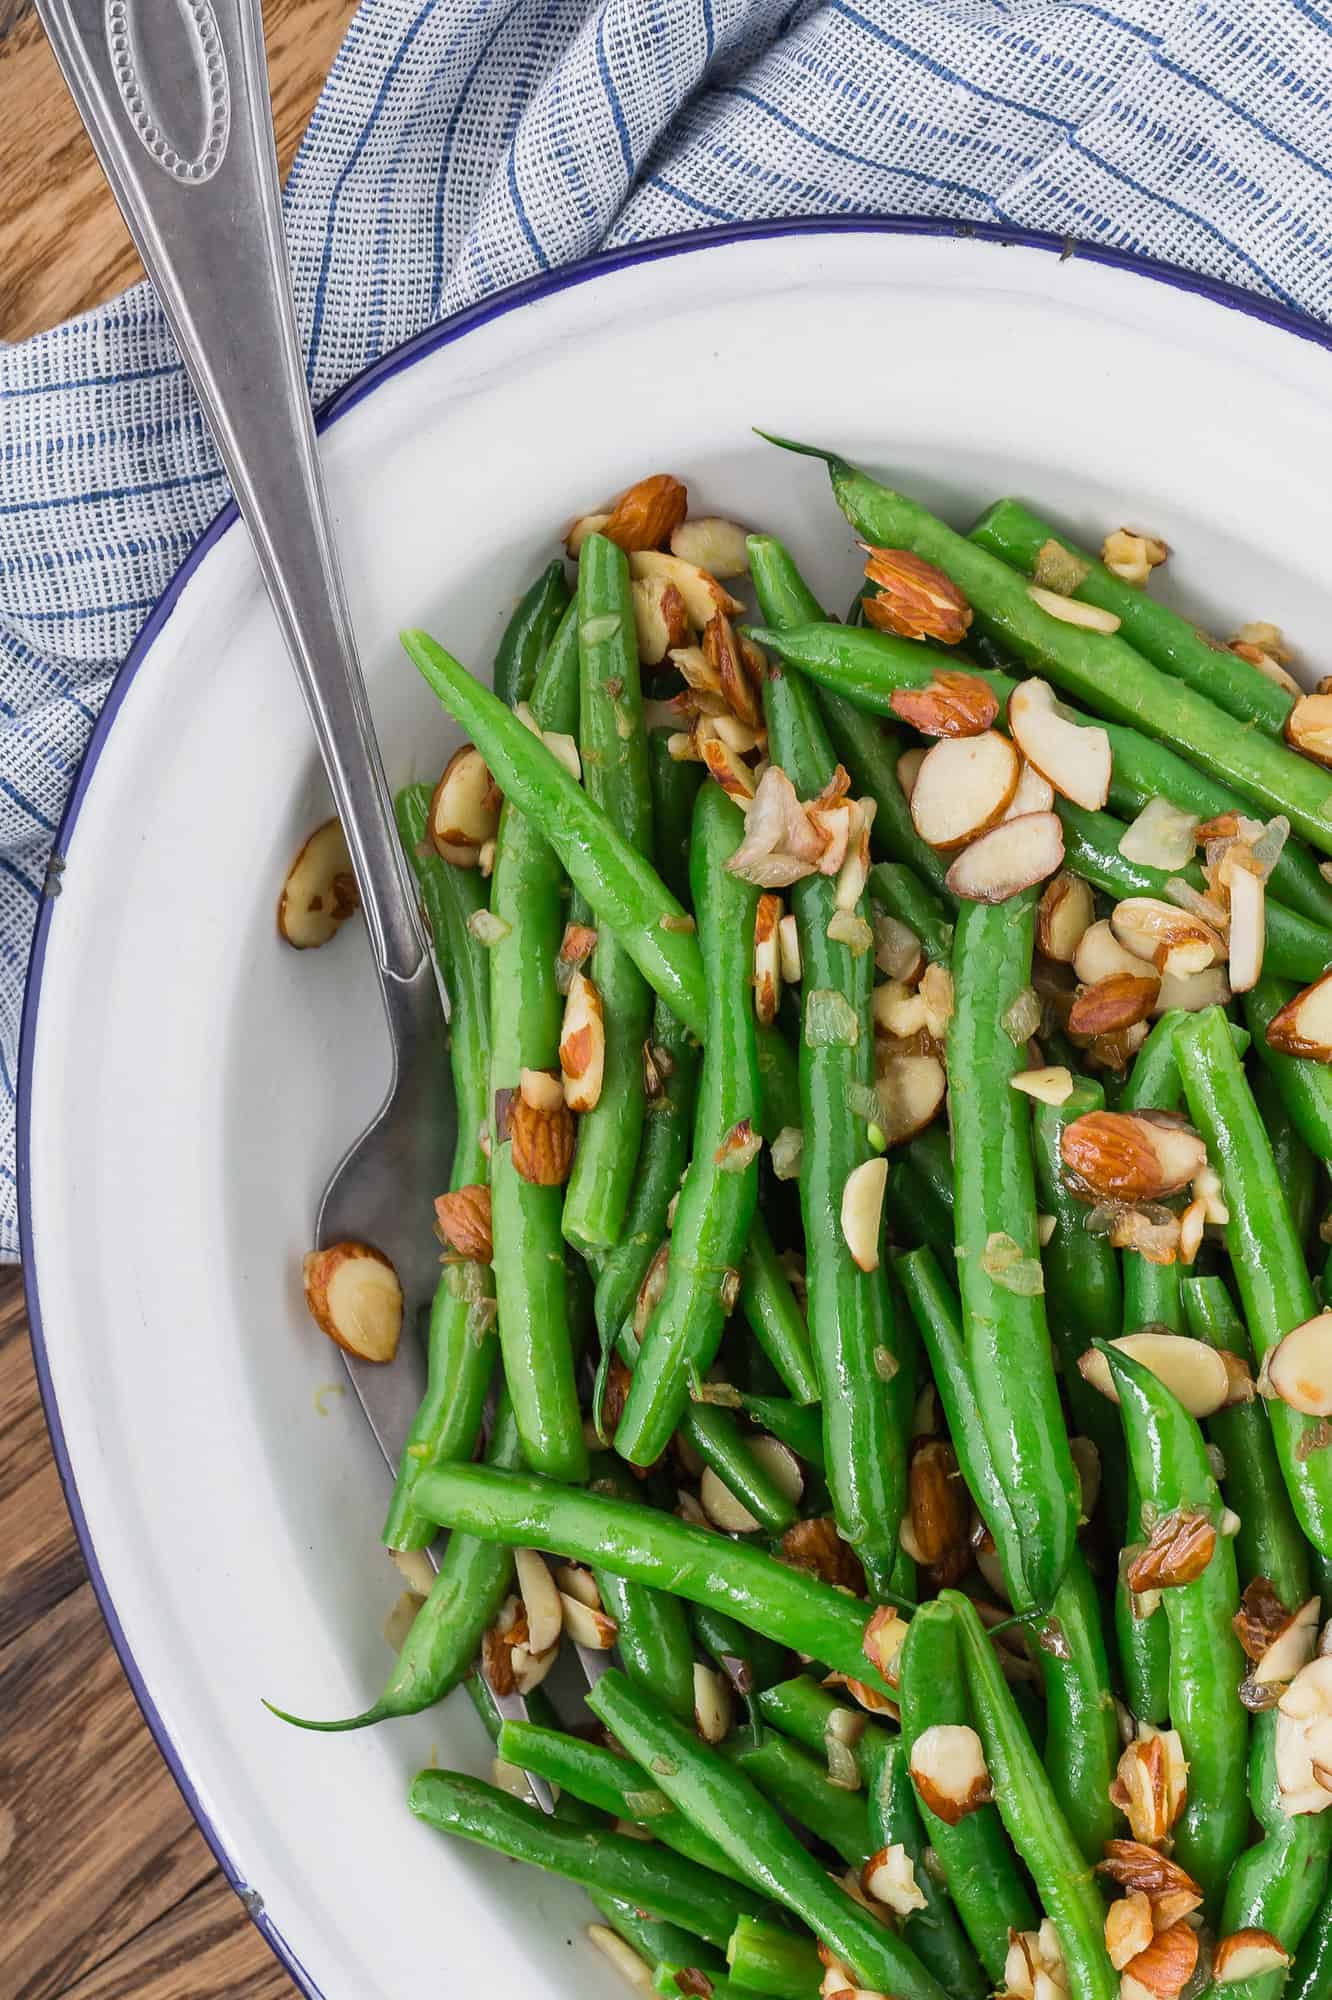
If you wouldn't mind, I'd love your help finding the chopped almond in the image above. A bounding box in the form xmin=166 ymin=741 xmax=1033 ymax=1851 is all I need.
xmin=1265 ymin=969 xmax=1332 ymax=1059
xmin=1060 ymin=1110 xmax=1207 ymax=1203
xmin=1106 ymin=1892 xmax=1155 ymax=1971
xmin=434 ymin=1184 xmax=493 ymax=1262
xmin=1125 ymin=1509 xmax=1218 ymax=1591
xmin=430 ymin=744 xmax=502 ymax=864
xmin=779 ymin=913 xmax=802 ymax=982
xmin=1258 ymin=1312 xmax=1332 ymax=1416
xmin=278 ymin=818 xmax=360 ymax=947
xmin=1109 ymin=1733 xmax=1173 ymax=1847
xmin=1038 ymin=871 xmax=1095 ymax=963
xmin=862 ymin=546 xmax=972 ymax=644
xmin=889 ymin=671 xmax=998 ymax=737
xmin=1212 ymin=1931 xmax=1292 ymax=1984
xmin=753 ymin=894 xmax=783 ymax=1026
xmin=909 ymin=731 xmax=1019 ymax=849
xmin=561 ymin=1591 xmax=619 ymax=1649
xmin=1122 ymin=1921 xmax=1199 ymax=1998
xmin=670 ymin=516 xmax=750 ymax=578
xmin=514 ymin=1547 xmax=564 ymax=1655
xmin=1011 ymin=1065 xmax=1075 ymax=1106
xmin=565 ymin=511 xmax=610 ymax=558
xmin=1286 ymin=692 xmax=1332 ymax=768
xmin=1098 ymin=1840 xmax=1204 ymax=1914
xmin=946 ymin=812 xmax=1065 ymax=902
xmin=632 ymin=576 xmax=691 ymax=664
xmin=1103 ymin=528 xmax=1168 ymax=585
xmin=862 ymin=1604 xmax=907 ymax=1681
xmin=1009 ymin=678 xmax=1113 ymax=810
xmin=302 ymin=1242 xmax=403 ymax=1363
xmin=909 ymin=1724 xmax=992 ymax=1823
xmin=629 ymin=550 xmax=744 ymax=626
xmin=1028 ymin=583 xmax=1122 ymax=634
xmin=600 ymin=473 xmax=688 ymax=552
xmin=1068 ymin=973 xmax=1160 ymax=1037
xmin=841 ymin=1158 xmax=888 ymax=1272
xmin=509 ymin=1093 xmax=576 ymax=1185
xmin=861 ymin=1843 xmax=927 ymax=1917
xmin=1112 ymin=897 xmax=1224 ymax=979
xmin=1079 ymin=1332 xmax=1230 ymax=1418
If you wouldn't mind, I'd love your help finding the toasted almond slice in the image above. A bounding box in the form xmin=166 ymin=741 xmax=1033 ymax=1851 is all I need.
xmin=1123 ymin=1920 xmax=1199 ymax=1999
xmin=520 ymin=1066 xmax=565 ymax=1113
xmin=1068 ymin=973 xmax=1160 ymax=1037
xmin=699 ymin=1464 xmax=761 ymax=1534
xmin=910 ymin=731 xmax=1020 ymax=850
xmin=779 ymin=913 xmax=802 ymax=983
xmin=566 ymin=511 xmax=611 ymax=558
xmin=909 ymin=1723 xmax=991 ymax=1823
xmin=560 ymin=972 xmax=606 ymax=1112
xmin=873 ymin=914 xmax=923 ymax=984
xmin=694 ymin=1661 xmax=734 ymax=1743
xmin=278 ymin=818 xmax=360 ymax=947
xmin=1003 ymin=759 xmax=1057 ymax=819
xmin=1079 ymin=1332 xmax=1230 ymax=1418
xmin=1009 ymin=678 xmax=1113 ymax=809
xmin=1251 ymin=1597 xmax=1321 ymax=1686
xmin=602 ymin=474 xmax=688 ymax=552
xmin=1286 ymin=692 xmax=1332 ymax=768
xmin=302 ymin=1242 xmax=403 ymax=1363
xmin=1153 ymin=964 xmax=1232 ymax=1016
xmin=889 ymin=671 xmax=998 ymax=738
xmin=1060 ymin=1109 xmax=1207 ymax=1202
xmin=896 ymin=745 xmax=926 ymax=802
xmin=1028 ymin=582 xmax=1122 ymax=634
xmin=1074 ymin=918 xmax=1153 ymax=985
xmin=555 ymin=1564 xmax=601 ymax=1609
xmin=1227 ymin=865 xmax=1265 ymax=996
xmin=514 ymin=1547 xmax=564 ymax=1655
xmin=754 ymin=893 xmax=783 ymax=1026
xmin=1126 ymin=1508 xmax=1218 ymax=1590
xmin=628 ymin=549 xmax=744 ymax=625
xmin=1258 ymin=1312 xmax=1332 ymax=1416
xmin=1178 ymin=1196 xmax=1206 ymax=1265
xmin=560 ymin=1591 xmax=618 ymax=1649
xmin=430 ymin=743 xmax=501 ymax=862
xmin=751 ymin=1434 xmax=805 ymax=1505
xmin=632 ymin=576 xmax=691 ymax=664
xmin=704 ymin=611 xmax=761 ymax=728
xmin=701 ymin=734 xmax=758 ymax=802
xmin=1266 ymin=970 xmax=1332 ymax=1059
xmin=862 ymin=547 xmax=972 ymax=644
xmin=1112 ymin=897 xmax=1224 ymax=979
xmin=1106 ymin=1892 xmax=1155 ymax=1972
xmin=862 ymin=1604 xmax=907 ymax=1681
xmin=946 ymin=812 xmax=1065 ymax=902
xmin=670 ymin=516 xmax=750 ymax=577
xmin=841 ymin=1157 xmax=888 ymax=1272
xmin=1212 ymin=1931 xmax=1292 ymax=1985
xmin=1011 ymin=1065 xmax=1075 ymax=1106
xmin=907 ymin=1438 xmax=969 ymax=1566
xmin=875 ymin=1054 xmax=947 ymax=1146
xmin=586 ymin=1925 xmax=656 ymax=1996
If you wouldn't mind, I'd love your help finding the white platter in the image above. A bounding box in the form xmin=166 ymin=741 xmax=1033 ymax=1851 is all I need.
xmin=20 ymin=220 xmax=1332 ymax=1997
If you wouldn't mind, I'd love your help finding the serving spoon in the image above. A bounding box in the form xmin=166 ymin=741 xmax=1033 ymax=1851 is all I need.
xmin=38 ymin=0 xmax=562 ymax=1799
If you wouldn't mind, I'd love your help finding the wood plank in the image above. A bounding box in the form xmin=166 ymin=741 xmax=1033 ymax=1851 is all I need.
xmin=61 ymin=1872 xmax=291 ymax=2000
xmin=0 ymin=1270 xmax=85 ymax=1652
xmin=0 ymin=0 xmax=355 ymax=340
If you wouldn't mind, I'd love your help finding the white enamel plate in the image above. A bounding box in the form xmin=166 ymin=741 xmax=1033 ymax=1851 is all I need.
xmin=20 ymin=223 xmax=1332 ymax=1998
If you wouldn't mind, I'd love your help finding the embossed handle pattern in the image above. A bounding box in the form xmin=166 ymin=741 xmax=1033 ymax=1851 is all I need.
xmin=37 ymin=0 xmax=427 ymax=989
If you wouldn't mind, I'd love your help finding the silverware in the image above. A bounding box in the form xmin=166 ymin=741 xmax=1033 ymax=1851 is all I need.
xmin=37 ymin=0 xmax=558 ymax=1801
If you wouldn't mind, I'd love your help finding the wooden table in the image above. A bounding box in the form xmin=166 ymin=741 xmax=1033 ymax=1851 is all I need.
xmin=0 ymin=5 xmax=355 ymax=1991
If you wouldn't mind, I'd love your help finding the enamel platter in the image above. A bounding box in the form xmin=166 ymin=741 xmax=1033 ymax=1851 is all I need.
xmin=20 ymin=221 xmax=1332 ymax=1998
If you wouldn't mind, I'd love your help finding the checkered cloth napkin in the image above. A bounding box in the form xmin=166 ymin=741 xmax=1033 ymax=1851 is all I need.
xmin=3 ymin=0 xmax=1332 ymax=1258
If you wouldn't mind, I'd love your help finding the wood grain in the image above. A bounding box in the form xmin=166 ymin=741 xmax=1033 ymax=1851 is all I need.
xmin=0 ymin=7 xmax=356 ymax=1990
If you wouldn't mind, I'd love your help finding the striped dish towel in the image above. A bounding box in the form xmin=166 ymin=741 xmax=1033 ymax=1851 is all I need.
xmin=4 ymin=0 xmax=1332 ymax=1258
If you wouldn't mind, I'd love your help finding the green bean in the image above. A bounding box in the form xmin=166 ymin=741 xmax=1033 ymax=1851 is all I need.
xmin=941 ymin=1590 xmax=1118 ymax=2000
xmin=1246 ymin=975 xmax=1332 ymax=1167
xmin=656 ymin=1965 xmax=775 ymax=2000
xmin=1288 ymin=1882 xmax=1332 ymax=2000
xmin=496 ymin=1720 xmax=752 ymax=1883
xmin=266 ymin=1373 xmax=516 ymax=1729
xmin=382 ymin=785 xmax=496 ymax=1550
xmin=691 ymin=1604 xmax=790 ymax=1695
xmin=592 ymin=1900 xmax=727 ymax=1985
xmin=893 ymin=1248 xmax=1116 ymax=1859
xmin=616 ymin=784 xmax=761 ymax=1464
xmin=1182 ymin=1277 xmax=1311 ymax=1605
xmin=465 ymin=1661 xmax=558 ymax=1746
xmin=726 ymin=1918 xmax=822 ymax=2000
xmin=1114 ymin=1464 xmax=1172 ymax=1728
xmin=968 ymin=497 xmax=1294 ymax=733
xmin=887 ymin=1125 xmax=955 ymax=1262
xmin=729 ymin=1732 xmax=872 ymax=1867
xmin=739 ymin=1395 xmax=826 ymax=1470
xmin=1175 ymin=1006 xmax=1332 ymax=1555
xmin=897 ymin=1599 xmax=1037 ymax=1983
xmin=411 ymin=1464 xmax=898 ymax=1695
xmin=586 ymin=1671 xmax=948 ymax=2000
xmin=1101 ymin=1343 xmax=1248 ymax=1909
xmin=649 ymin=728 xmax=704 ymax=909
xmin=1116 ymin=1015 xmax=1188 ymax=1333
xmin=762 ymin=439 xmax=1332 ymax=853
xmin=755 ymin=1675 xmax=888 ymax=1773
xmin=763 ymin=649 xmax=906 ymax=1595
xmin=756 ymin=1024 xmax=802 ymax=1139
xmin=685 ymin=1403 xmax=800 ymax=1535
xmin=488 ymin=637 xmax=587 ymax=1485
xmin=871 ymin=1737 xmax=989 ymax=2000
xmin=493 ymin=559 xmax=572 ymax=707
xmin=866 ymin=861 xmax=954 ymax=964
xmin=591 ymin=1461 xmax=698 ymax=1723
xmin=1252 ymin=1061 xmax=1318 ymax=1252
xmin=948 ymin=890 xmax=1080 ymax=1610
xmin=406 ymin=628 xmax=707 ymax=1032
xmin=815 ymin=684 xmax=953 ymax=901
xmin=739 ymin=1219 xmax=820 ymax=1406
xmin=408 ymin=1771 xmax=766 ymax=1947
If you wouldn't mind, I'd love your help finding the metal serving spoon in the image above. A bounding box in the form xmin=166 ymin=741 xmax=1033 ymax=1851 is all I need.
xmin=39 ymin=0 xmax=560 ymax=1800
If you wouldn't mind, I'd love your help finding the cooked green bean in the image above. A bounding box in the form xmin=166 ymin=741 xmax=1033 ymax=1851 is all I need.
xmin=755 ymin=1025 xmax=802 ymax=1140
xmin=586 ymin=1671 xmax=948 ymax=2000
xmin=648 ymin=728 xmax=704 ymax=909
xmin=408 ymin=1771 xmax=766 ymax=1947
xmin=596 ymin=1906 xmax=726 ymax=1987
xmin=616 ymin=784 xmax=761 ymax=1464
xmin=887 ymin=1125 xmax=955 ymax=1262
xmin=867 ymin=861 xmax=953 ymax=965
xmin=1288 ymin=1881 xmax=1332 ymax=2000
xmin=383 ymin=785 xmax=495 ymax=1550
xmin=1175 ymin=1006 xmax=1332 ymax=1554
xmin=412 ymin=1463 xmax=898 ymax=1694
xmin=726 ymin=1917 xmax=822 ymax=2000
xmin=755 ymin=1674 xmax=888 ymax=1772
xmin=949 ymin=890 xmax=1080 ymax=1610
xmin=493 ymin=559 xmax=572 ymax=708
xmin=1101 ymin=1342 xmax=1248 ymax=1910
xmin=872 ymin=1737 xmax=988 ymax=2000
xmin=729 ymin=1731 xmax=872 ymax=1867
xmin=738 ymin=1395 xmax=826 ymax=1470
xmin=591 ymin=1461 xmax=698 ymax=1724
xmin=739 ymin=1218 xmax=820 ymax=1406
xmin=691 ymin=1603 xmax=790 ymax=1695
xmin=1252 ymin=1060 xmax=1318 ymax=1253
xmin=564 ymin=534 xmax=655 ymax=1252
xmin=1246 ymin=975 xmax=1332 ymax=1168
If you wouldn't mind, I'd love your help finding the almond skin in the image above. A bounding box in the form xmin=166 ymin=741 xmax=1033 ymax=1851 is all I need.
xmin=1068 ymin=973 xmax=1160 ymax=1037
xmin=1060 ymin=1110 xmax=1205 ymax=1202
xmin=302 ymin=1241 xmax=403 ymax=1363
xmin=1122 ymin=1921 xmax=1199 ymax=1998
xmin=601 ymin=474 xmax=688 ymax=552
xmin=1234 ymin=1577 xmax=1296 ymax=1662
xmin=433 ymin=1184 xmax=494 ymax=1262
xmin=862 ymin=548 xmax=973 ymax=644
xmin=1108 ymin=1733 xmax=1172 ymax=1847
xmin=1097 ymin=1840 xmax=1204 ymax=1916
xmin=889 ymin=671 xmax=998 ymax=738
xmin=1126 ymin=1508 xmax=1218 ymax=1591
xmin=704 ymin=611 xmax=760 ymax=727
xmin=1265 ymin=969 xmax=1332 ymax=1058
xmin=907 ymin=1439 xmax=969 ymax=1566
xmin=779 ymin=1516 xmax=867 ymax=1595
xmin=1212 ymin=1930 xmax=1292 ymax=1984
xmin=509 ymin=1094 xmax=576 ymax=1186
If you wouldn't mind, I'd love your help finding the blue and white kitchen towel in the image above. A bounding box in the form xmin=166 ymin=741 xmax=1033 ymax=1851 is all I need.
xmin=3 ymin=0 xmax=1332 ymax=1257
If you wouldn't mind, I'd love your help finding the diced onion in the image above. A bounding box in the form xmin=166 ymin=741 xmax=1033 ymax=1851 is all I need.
xmin=1119 ymin=797 xmax=1199 ymax=872
xmin=805 ymin=989 xmax=860 ymax=1047
xmin=468 ymin=908 xmax=512 ymax=947
xmin=1032 ymin=539 xmax=1091 ymax=596
xmin=827 ymin=910 xmax=874 ymax=955
xmin=771 ymin=1126 xmax=804 ymax=1181
xmin=1001 ymin=986 xmax=1042 ymax=1045
xmin=981 ymin=1231 xmax=1045 ymax=1295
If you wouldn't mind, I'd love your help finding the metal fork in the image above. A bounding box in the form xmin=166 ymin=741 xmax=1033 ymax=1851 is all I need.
xmin=38 ymin=0 xmax=566 ymax=1802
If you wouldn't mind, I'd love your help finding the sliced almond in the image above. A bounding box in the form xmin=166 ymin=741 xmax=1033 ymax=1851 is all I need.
xmin=896 ymin=746 xmax=926 ymax=802
xmin=753 ymin=894 xmax=783 ymax=1026
xmin=302 ymin=1242 xmax=403 ymax=1363
xmin=1061 ymin=1110 xmax=1207 ymax=1203
xmin=586 ymin=1926 xmax=656 ymax=1996
xmin=1122 ymin=1921 xmax=1199 ymax=1998
xmin=946 ymin=811 xmax=1065 ymax=902
xmin=560 ymin=1591 xmax=618 ymax=1649
xmin=694 ymin=1661 xmax=734 ymax=1744
xmin=1177 ymin=1197 xmax=1206 ymax=1266
xmin=1003 ymin=760 xmax=1057 ymax=820
xmin=1009 ymin=678 xmax=1113 ymax=809
xmin=1259 ymin=1312 xmax=1332 ymax=1415
xmin=873 ymin=914 xmax=923 ymax=984
xmin=1212 ymin=1932 xmax=1291 ymax=1985
xmin=1104 ymin=528 xmax=1169 ymax=583
xmin=861 ymin=1844 xmax=926 ymax=1917
xmin=907 ymin=1439 xmax=968 ymax=1566
xmin=1068 ymin=973 xmax=1160 ymax=1037
xmin=1227 ymin=864 xmax=1265 ymax=995
xmin=632 ymin=577 xmax=691 ymax=664
xmin=278 ymin=818 xmax=360 ymax=947
xmin=1028 ymin=582 xmax=1122 ymax=634
xmin=1251 ymin=1596 xmax=1321 ymax=1686
xmin=1079 ymin=1332 xmax=1229 ymax=1419
xmin=1011 ymin=1065 xmax=1074 ymax=1106
xmin=875 ymin=1054 xmax=947 ymax=1146
xmin=1153 ymin=964 xmax=1232 ymax=1016
xmin=1106 ymin=1892 xmax=1155 ymax=1972
xmin=1266 ymin=970 xmax=1332 ymax=1059
xmin=699 ymin=1464 xmax=761 ymax=1535
xmin=780 ymin=1516 xmax=867 ymax=1595
xmin=1098 ymin=1840 xmax=1205 ymax=1913
xmin=628 ymin=550 xmax=744 ymax=626
xmin=909 ymin=731 xmax=1020 ymax=850
xmin=430 ymin=744 xmax=501 ymax=863
xmin=670 ymin=516 xmax=750 ymax=578
xmin=514 ymin=1547 xmax=564 ymax=1655
xmin=560 ymin=973 xmax=606 ymax=1113
xmin=566 ymin=511 xmax=611 ymax=558
xmin=889 ymin=671 xmax=998 ymax=738
xmin=841 ymin=1157 xmax=888 ymax=1272
xmin=909 ymin=1723 xmax=992 ymax=1824
xmin=700 ymin=734 xmax=758 ymax=803
xmin=919 ymin=962 xmax=954 ymax=1039
xmin=1074 ymin=918 xmax=1154 ymax=985
xmin=555 ymin=1564 xmax=601 ymax=1609
xmin=862 ymin=1604 xmax=907 ymax=1681
xmin=1286 ymin=692 xmax=1332 ymax=768
xmin=704 ymin=611 xmax=760 ymax=728
xmin=779 ymin=913 xmax=802 ymax=983
xmin=1119 ymin=797 xmax=1200 ymax=871
xmin=861 ymin=546 xmax=972 ymax=644
xmin=1112 ymin=898 xmax=1224 ymax=979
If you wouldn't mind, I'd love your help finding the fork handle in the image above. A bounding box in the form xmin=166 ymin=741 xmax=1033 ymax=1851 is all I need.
xmin=38 ymin=0 xmax=426 ymax=989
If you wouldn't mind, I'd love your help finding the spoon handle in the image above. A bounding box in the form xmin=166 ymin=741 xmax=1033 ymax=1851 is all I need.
xmin=37 ymin=0 xmax=426 ymax=989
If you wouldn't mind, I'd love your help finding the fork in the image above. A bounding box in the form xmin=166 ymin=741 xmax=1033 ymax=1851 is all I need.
xmin=36 ymin=0 xmax=568 ymax=1801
